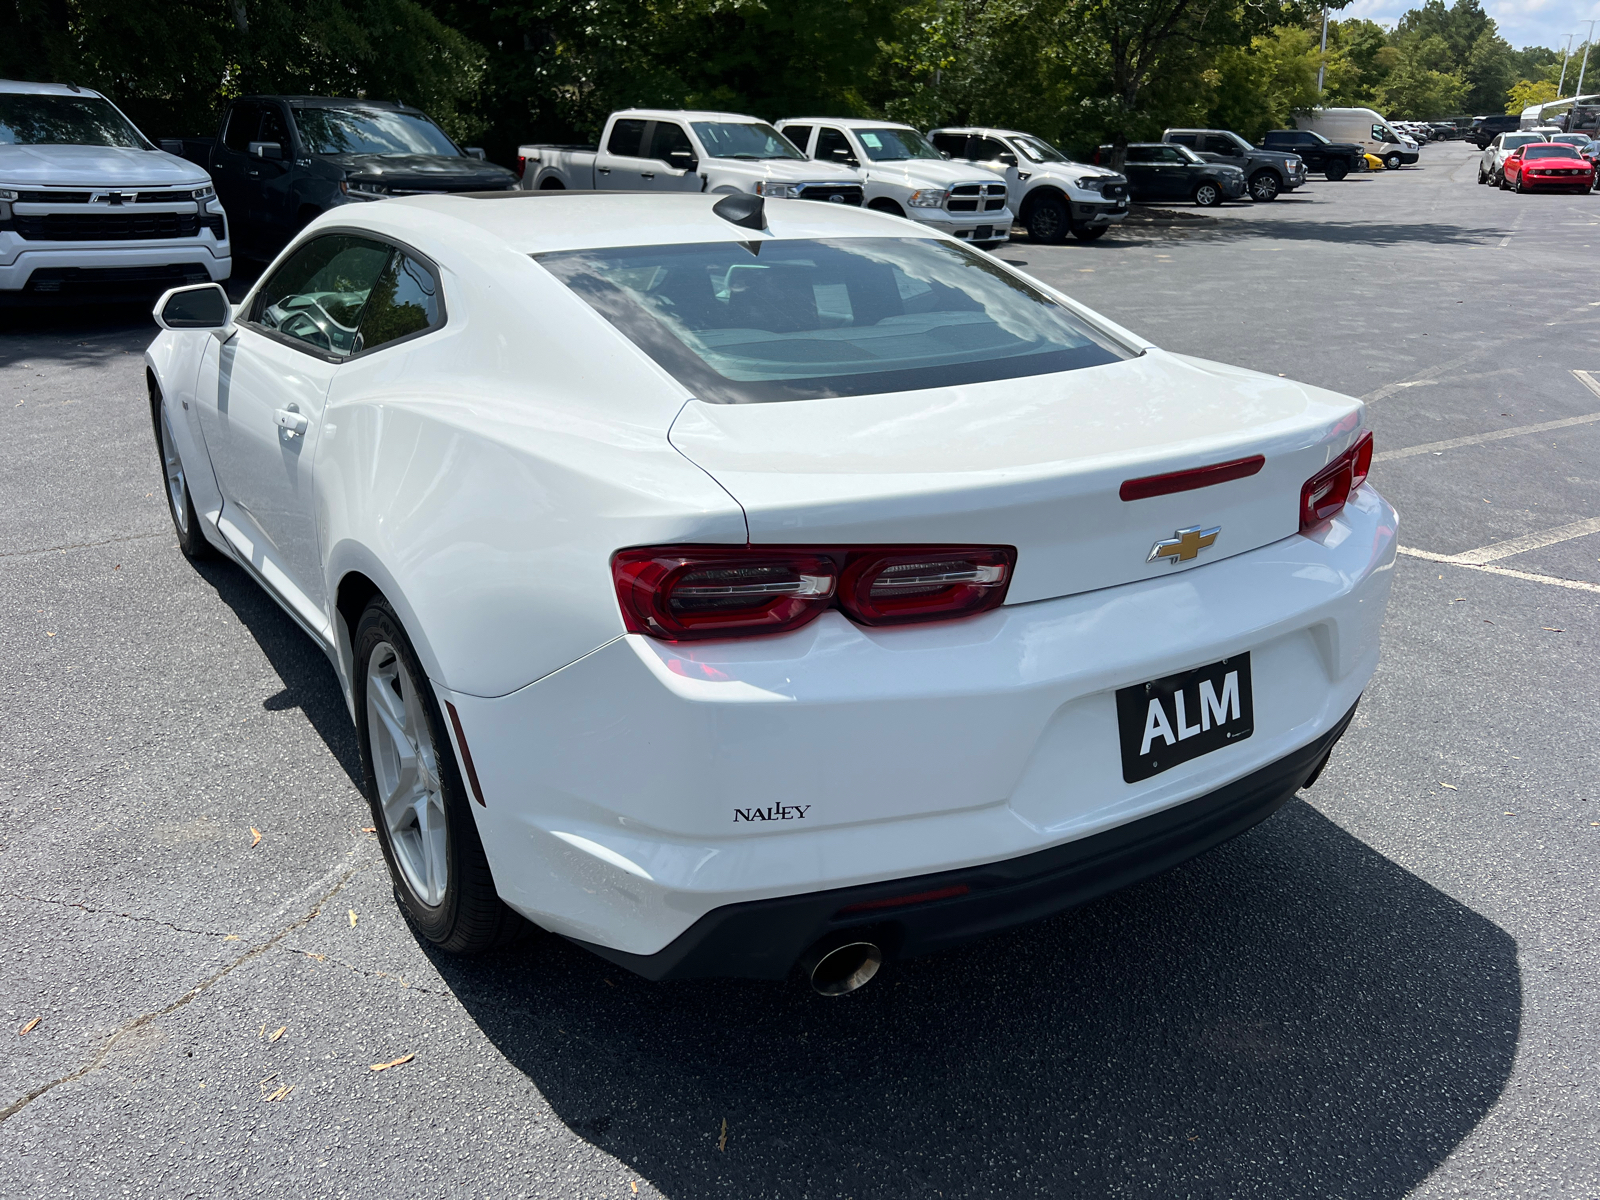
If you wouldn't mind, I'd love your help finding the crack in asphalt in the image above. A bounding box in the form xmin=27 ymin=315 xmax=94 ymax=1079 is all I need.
xmin=0 ymin=531 xmax=165 ymax=561
xmin=285 ymin=946 xmax=442 ymax=996
xmin=0 ymin=851 xmax=375 ymax=1125
xmin=8 ymin=893 xmax=232 ymax=939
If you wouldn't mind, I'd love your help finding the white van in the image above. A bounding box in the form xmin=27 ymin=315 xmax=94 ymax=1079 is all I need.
xmin=1298 ymin=108 xmax=1419 ymax=170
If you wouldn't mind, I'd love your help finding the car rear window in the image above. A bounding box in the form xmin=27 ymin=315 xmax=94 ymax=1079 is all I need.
xmin=537 ymin=237 xmax=1133 ymax=404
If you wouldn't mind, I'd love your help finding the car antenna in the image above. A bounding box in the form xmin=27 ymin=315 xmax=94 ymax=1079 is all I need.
xmin=66 ymin=81 xmax=81 ymax=93
xmin=712 ymin=192 xmax=766 ymax=232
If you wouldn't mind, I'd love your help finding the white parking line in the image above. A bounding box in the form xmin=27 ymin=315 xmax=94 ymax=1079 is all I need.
xmin=1398 ymin=547 xmax=1600 ymax=594
xmin=1450 ymin=516 xmax=1600 ymax=564
xmin=1374 ymin=409 xmax=1600 ymax=462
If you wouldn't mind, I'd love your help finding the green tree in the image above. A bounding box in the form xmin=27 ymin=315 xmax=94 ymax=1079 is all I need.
xmin=1506 ymin=78 xmax=1558 ymax=115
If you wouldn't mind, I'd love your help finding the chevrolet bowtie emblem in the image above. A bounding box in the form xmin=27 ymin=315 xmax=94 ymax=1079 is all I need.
xmin=1148 ymin=525 xmax=1220 ymax=565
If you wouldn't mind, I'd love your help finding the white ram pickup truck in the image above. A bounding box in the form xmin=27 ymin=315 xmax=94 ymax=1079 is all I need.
xmin=929 ymin=127 xmax=1129 ymax=243
xmin=0 ymin=80 xmax=230 ymax=304
xmin=776 ymin=117 xmax=1012 ymax=249
xmin=518 ymin=109 xmax=864 ymax=206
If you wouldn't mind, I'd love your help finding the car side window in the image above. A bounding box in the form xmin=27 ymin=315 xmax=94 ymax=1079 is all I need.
xmin=607 ymin=118 xmax=647 ymax=157
xmin=1203 ymin=135 xmax=1237 ymax=155
xmin=648 ymin=121 xmax=693 ymax=163
xmin=816 ymin=127 xmax=857 ymax=166
xmin=930 ymin=132 xmax=967 ymax=158
xmin=1167 ymin=133 xmax=1196 ymax=147
xmin=1125 ymin=146 xmax=1156 ymax=163
xmin=249 ymin=234 xmax=392 ymax=358
xmin=356 ymin=250 xmax=442 ymax=354
xmin=258 ymin=104 xmax=291 ymax=153
xmin=1158 ymin=146 xmax=1187 ymax=164
xmin=783 ymin=125 xmax=813 ymax=155
xmin=222 ymin=103 xmax=261 ymax=154
xmin=970 ymin=136 xmax=1013 ymax=164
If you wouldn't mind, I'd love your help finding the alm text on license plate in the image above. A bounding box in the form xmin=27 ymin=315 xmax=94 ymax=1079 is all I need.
xmin=1114 ymin=654 xmax=1254 ymax=783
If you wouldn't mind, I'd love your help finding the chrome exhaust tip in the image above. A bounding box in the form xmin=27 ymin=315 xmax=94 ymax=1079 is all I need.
xmin=808 ymin=941 xmax=883 ymax=996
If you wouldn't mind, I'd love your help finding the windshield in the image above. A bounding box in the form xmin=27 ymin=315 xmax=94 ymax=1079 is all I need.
xmin=1523 ymin=144 xmax=1580 ymax=159
xmin=0 ymin=94 xmax=150 ymax=148
xmin=291 ymin=107 xmax=460 ymax=156
xmin=538 ymin=237 xmax=1132 ymax=404
xmin=1012 ymin=134 xmax=1072 ymax=164
xmin=1502 ymin=134 xmax=1544 ymax=150
xmin=690 ymin=122 xmax=804 ymax=161
xmin=855 ymin=128 xmax=943 ymax=162
xmin=1172 ymin=144 xmax=1205 ymax=164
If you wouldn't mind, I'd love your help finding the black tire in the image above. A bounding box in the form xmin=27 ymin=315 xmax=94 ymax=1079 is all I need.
xmin=1514 ymin=175 xmax=1525 ymax=194
xmin=1193 ymin=181 xmax=1222 ymax=207
xmin=868 ymin=197 xmax=906 ymax=218
xmin=1247 ymin=170 xmax=1280 ymax=201
xmin=1024 ymin=194 xmax=1070 ymax=243
xmin=354 ymin=597 xmax=510 ymax=954
xmin=149 ymin=380 xmax=211 ymax=560
xmin=1325 ymin=161 xmax=1349 ymax=182
xmin=1072 ymin=224 xmax=1108 ymax=241
xmin=1477 ymin=165 xmax=1488 ymax=184
xmin=1384 ymin=152 xmax=1402 ymax=171
xmin=538 ymin=177 xmax=564 ymax=190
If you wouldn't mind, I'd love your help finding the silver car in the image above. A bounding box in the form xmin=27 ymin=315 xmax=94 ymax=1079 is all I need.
xmin=1479 ymin=132 xmax=1548 ymax=185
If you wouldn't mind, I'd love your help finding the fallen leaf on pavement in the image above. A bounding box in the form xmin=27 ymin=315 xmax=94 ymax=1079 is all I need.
xmin=718 ymin=1117 xmax=728 ymax=1152
xmin=1439 ymin=783 xmax=1457 ymax=790
xmin=1542 ymin=627 xmax=1564 ymax=633
xmin=269 ymin=1026 xmax=286 ymax=1043
xmin=349 ymin=910 xmax=358 ymax=927
xmin=370 ymin=1053 xmax=415 ymax=1072
xmin=224 ymin=934 xmax=240 ymax=941
xmin=264 ymin=1084 xmax=293 ymax=1102
xmin=361 ymin=827 xmax=376 ymax=833
xmin=250 ymin=827 xmax=262 ymax=848
xmin=1450 ymin=598 xmax=1465 ymax=603
xmin=632 ymin=1183 xmax=638 ymax=1194
xmin=18 ymin=1018 xmax=40 ymax=1036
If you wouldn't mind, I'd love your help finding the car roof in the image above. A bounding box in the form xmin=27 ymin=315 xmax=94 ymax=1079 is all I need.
xmin=237 ymin=95 xmax=422 ymax=111
xmin=361 ymin=191 xmax=937 ymax=258
xmin=781 ymin=117 xmax=917 ymax=132
xmin=0 ymin=79 xmax=106 ymax=99
xmin=611 ymin=109 xmax=769 ymax=123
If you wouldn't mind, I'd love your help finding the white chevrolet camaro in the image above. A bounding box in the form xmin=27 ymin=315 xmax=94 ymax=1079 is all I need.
xmin=145 ymin=190 xmax=1395 ymax=994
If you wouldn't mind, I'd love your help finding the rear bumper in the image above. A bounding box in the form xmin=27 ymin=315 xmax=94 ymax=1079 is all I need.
xmin=444 ymin=486 xmax=1396 ymax=966
xmin=578 ymin=701 xmax=1357 ymax=979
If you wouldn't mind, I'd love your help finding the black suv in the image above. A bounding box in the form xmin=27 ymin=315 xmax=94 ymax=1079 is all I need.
xmin=1469 ymin=114 xmax=1523 ymax=150
xmin=1259 ymin=130 xmax=1365 ymax=180
xmin=1095 ymin=143 xmax=1247 ymax=206
xmin=1162 ymin=128 xmax=1308 ymax=201
xmin=192 ymin=96 xmax=517 ymax=258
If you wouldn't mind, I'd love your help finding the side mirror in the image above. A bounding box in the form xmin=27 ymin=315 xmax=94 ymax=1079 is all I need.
xmin=249 ymin=141 xmax=283 ymax=161
xmin=668 ymin=149 xmax=698 ymax=172
xmin=465 ymin=146 xmax=487 ymax=160
xmin=998 ymin=152 xmax=1018 ymax=166
xmin=153 ymin=283 xmax=231 ymax=331
xmin=829 ymin=148 xmax=856 ymax=166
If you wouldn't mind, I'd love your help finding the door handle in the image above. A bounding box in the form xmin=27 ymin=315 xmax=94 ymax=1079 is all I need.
xmin=275 ymin=408 xmax=309 ymax=438
xmin=597 ymin=167 xmax=611 ymax=175
xmin=640 ymin=171 xmax=655 ymax=179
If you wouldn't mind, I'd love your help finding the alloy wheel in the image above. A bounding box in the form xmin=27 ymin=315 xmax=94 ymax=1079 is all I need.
xmin=366 ymin=641 xmax=450 ymax=907
xmin=159 ymin=407 xmax=189 ymax=537
xmin=1195 ymin=184 xmax=1219 ymax=206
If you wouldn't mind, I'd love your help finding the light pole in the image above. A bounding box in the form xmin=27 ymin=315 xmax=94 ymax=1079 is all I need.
xmin=1558 ymin=33 xmax=1575 ymax=96
xmin=1316 ymin=5 xmax=1329 ymax=93
xmin=1577 ymin=20 xmax=1598 ymax=102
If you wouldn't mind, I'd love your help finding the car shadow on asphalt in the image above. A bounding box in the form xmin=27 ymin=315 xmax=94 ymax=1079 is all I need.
xmin=0 ymin=304 xmax=153 ymax=367
xmin=188 ymin=554 xmax=364 ymax=786
xmin=430 ymin=800 xmax=1519 ymax=1198
xmin=1185 ymin=219 xmax=1510 ymax=248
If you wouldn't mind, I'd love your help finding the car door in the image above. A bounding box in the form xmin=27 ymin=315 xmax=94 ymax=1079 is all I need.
xmin=643 ymin=120 xmax=702 ymax=192
xmin=210 ymin=102 xmax=261 ymax=251
xmin=815 ymin=127 xmax=860 ymax=169
xmin=1120 ymin=146 xmax=1162 ymax=199
xmin=594 ymin=117 xmax=654 ymax=188
xmin=1503 ymin=148 xmax=1524 ymax=184
xmin=193 ymin=233 xmax=391 ymax=628
xmin=969 ymin=135 xmax=1020 ymax=187
xmin=1288 ymin=133 xmax=1323 ymax=170
xmin=252 ymin=101 xmax=298 ymax=247
xmin=1202 ymin=134 xmax=1245 ymax=167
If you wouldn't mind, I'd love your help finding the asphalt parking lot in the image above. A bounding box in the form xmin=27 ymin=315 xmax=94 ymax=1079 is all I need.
xmin=3 ymin=138 xmax=1597 ymax=1198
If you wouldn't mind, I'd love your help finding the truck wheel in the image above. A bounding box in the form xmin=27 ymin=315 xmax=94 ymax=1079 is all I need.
xmin=1324 ymin=161 xmax=1348 ymax=182
xmin=538 ymin=178 xmax=565 ymax=190
xmin=1247 ymin=170 xmax=1280 ymax=201
xmin=1024 ymin=195 xmax=1070 ymax=243
xmin=1072 ymin=225 xmax=1108 ymax=242
xmin=1193 ymin=182 xmax=1222 ymax=207
xmin=868 ymin=197 xmax=906 ymax=218
xmin=1384 ymin=152 xmax=1402 ymax=170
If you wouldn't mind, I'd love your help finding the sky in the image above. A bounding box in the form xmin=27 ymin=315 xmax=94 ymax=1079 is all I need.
xmin=1337 ymin=0 xmax=1598 ymax=53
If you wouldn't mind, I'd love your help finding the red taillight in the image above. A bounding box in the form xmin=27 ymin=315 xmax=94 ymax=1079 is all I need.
xmin=516 ymin=154 xmax=527 ymax=178
xmin=1120 ymin=454 xmax=1264 ymax=501
xmin=1300 ymin=432 xmax=1373 ymax=533
xmin=611 ymin=544 xmax=1015 ymax=641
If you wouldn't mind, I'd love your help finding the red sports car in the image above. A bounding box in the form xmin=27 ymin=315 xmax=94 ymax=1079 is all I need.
xmin=1501 ymin=143 xmax=1596 ymax=193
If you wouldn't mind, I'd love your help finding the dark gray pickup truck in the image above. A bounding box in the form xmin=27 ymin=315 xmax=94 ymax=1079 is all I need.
xmin=1161 ymin=129 xmax=1308 ymax=201
xmin=167 ymin=96 xmax=516 ymax=259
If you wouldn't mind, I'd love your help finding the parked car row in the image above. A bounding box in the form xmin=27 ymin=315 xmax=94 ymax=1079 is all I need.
xmin=1477 ymin=132 xmax=1599 ymax=192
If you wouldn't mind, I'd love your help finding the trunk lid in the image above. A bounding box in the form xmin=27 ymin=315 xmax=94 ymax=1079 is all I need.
xmin=668 ymin=349 xmax=1364 ymax=604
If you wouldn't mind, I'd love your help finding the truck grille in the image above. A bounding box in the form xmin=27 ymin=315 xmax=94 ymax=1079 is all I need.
xmin=1101 ymin=182 xmax=1128 ymax=201
xmin=25 ymin=263 xmax=212 ymax=296
xmin=15 ymin=189 xmax=196 ymax=204
xmin=947 ymin=183 xmax=1007 ymax=212
xmin=8 ymin=212 xmax=205 ymax=241
xmin=798 ymin=184 xmax=864 ymax=206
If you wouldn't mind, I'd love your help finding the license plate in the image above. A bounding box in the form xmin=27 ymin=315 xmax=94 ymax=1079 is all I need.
xmin=974 ymin=225 xmax=993 ymax=240
xmin=1115 ymin=654 xmax=1254 ymax=783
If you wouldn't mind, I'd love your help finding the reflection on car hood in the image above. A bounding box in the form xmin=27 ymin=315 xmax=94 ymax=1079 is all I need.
xmin=715 ymin=158 xmax=862 ymax=183
xmin=863 ymin=159 xmax=1007 ymax=187
xmin=323 ymin=153 xmax=517 ymax=185
xmin=0 ymin=144 xmax=210 ymax=188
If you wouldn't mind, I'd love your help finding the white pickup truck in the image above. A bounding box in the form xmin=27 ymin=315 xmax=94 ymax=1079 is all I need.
xmin=775 ymin=118 xmax=1012 ymax=249
xmin=929 ymin=127 xmax=1129 ymax=243
xmin=0 ymin=80 xmax=230 ymax=304
xmin=518 ymin=109 xmax=864 ymax=206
